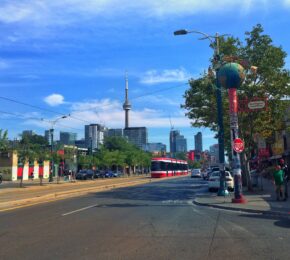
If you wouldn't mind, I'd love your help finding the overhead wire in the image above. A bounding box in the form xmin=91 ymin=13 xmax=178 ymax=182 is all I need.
xmin=0 ymin=81 xmax=190 ymax=124
xmin=0 ymin=109 xmax=83 ymax=132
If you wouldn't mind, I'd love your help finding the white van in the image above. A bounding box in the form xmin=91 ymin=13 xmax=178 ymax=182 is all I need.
xmin=191 ymin=169 xmax=202 ymax=178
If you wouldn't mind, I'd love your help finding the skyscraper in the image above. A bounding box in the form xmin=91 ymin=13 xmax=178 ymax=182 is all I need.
xmin=209 ymin=144 xmax=219 ymax=164
xmin=85 ymin=124 xmax=105 ymax=150
xmin=194 ymin=132 xmax=203 ymax=152
xmin=106 ymin=128 xmax=123 ymax=138
xmin=170 ymin=130 xmax=187 ymax=154
xmin=60 ymin=132 xmax=77 ymax=146
xmin=124 ymin=127 xmax=148 ymax=150
xmin=44 ymin=130 xmax=52 ymax=145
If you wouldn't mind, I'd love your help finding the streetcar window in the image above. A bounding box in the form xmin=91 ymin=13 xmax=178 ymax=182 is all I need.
xmin=151 ymin=161 xmax=168 ymax=171
xmin=160 ymin=161 xmax=167 ymax=171
xmin=151 ymin=161 xmax=160 ymax=171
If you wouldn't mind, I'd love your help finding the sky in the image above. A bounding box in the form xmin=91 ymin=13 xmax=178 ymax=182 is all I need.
xmin=0 ymin=0 xmax=290 ymax=151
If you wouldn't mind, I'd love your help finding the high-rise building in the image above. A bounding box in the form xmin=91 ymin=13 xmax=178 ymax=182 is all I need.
xmin=124 ymin=127 xmax=148 ymax=150
xmin=44 ymin=130 xmax=52 ymax=145
xmin=106 ymin=128 xmax=124 ymax=138
xmin=75 ymin=139 xmax=86 ymax=149
xmin=22 ymin=130 xmax=35 ymax=137
xmin=194 ymin=132 xmax=203 ymax=152
xmin=85 ymin=124 xmax=105 ymax=150
xmin=143 ymin=143 xmax=166 ymax=154
xmin=209 ymin=144 xmax=219 ymax=164
xmin=170 ymin=130 xmax=187 ymax=154
xmin=60 ymin=132 xmax=77 ymax=146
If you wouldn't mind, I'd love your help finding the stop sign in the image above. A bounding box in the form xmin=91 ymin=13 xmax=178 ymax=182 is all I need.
xmin=233 ymin=138 xmax=244 ymax=153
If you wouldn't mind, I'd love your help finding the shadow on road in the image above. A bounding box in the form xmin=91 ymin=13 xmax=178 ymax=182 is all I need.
xmin=91 ymin=178 xmax=207 ymax=202
xmin=239 ymin=212 xmax=290 ymax=229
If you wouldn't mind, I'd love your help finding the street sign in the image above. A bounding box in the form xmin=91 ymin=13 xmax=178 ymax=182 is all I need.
xmin=248 ymin=100 xmax=266 ymax=110
xmin=233 ymin=138 xmax=244 ymax=153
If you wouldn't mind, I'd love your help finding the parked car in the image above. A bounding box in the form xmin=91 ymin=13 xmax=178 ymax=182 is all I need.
xmin=76 ymin=170 xmax=94 ymax=180
xmin=105 ymin=171 xmax=114 ymax=178
xmin=205 ymin=167 xmax=220 ymax=180
xmin=112 ymin=171 xmax=122 ymax=177
xmin=94 ymin=170 xmax=105 ymax=178
xmin=191 ymin=169 xmax=202 ymax=178
xmin=208 ymin=171 xmax=234 ymax=192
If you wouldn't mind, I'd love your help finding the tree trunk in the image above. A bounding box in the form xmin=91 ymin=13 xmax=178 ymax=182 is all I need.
xmin=243 ymin=152 xmax=253 ymax=191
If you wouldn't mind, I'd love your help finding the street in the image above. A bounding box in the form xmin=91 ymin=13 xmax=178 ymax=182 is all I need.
xmin=1 ymin=176 xmax=290 ymax=260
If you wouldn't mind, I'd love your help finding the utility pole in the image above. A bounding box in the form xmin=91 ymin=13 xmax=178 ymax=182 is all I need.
xmin=174 ymin=29 xmax=229 ymax=196
xmin=42 ymin=115 xmax=68 ymax=183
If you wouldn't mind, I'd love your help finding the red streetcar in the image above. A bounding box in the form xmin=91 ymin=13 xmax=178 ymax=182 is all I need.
xmin=151 ymin=157 xmax=189 ymax=178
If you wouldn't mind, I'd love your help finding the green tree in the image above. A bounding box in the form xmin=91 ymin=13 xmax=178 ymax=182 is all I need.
xmin=182 ymin=24 xmax=290 ymax=188
xmin=0 ymin=129 xmax=9 ymax=152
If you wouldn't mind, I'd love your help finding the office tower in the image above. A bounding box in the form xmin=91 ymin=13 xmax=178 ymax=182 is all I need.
xmin=124 ymin=127 xmax=148 ymax=150
xmin=85 ymin=124 xmax=105 ymax=150
xmin=194 ymin=132 xmax=203 ymax=152
xmin=170 ymin=130 xmax=187 ymax=154
xmin=60 ymin=132 xmax=77 ymax=146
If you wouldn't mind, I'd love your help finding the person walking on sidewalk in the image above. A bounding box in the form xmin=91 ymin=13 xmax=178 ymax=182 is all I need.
xmin=279 ymin=159 xmax=289 ymax=201
xmin=273 ymin=165 xmax=284 ymax=201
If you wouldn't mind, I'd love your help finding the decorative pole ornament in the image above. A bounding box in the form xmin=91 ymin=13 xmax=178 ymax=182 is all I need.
xmin=218 ymin=62 xmax=247 ymax=203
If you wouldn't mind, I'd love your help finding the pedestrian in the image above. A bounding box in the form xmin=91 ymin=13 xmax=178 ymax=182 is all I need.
xmin=279 ymin=159 xmax=289 ymax=201
xmin=30 ymin=171 xmax=34 ymax=181
xmin=68 ymin=170 xmax=72 ymax=182
xmin=273 ymin=165 xmax=284 ymax=201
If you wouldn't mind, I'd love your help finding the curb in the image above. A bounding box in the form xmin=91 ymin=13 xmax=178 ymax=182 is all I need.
xmin=0 ymin=179 xmax=149 ymax=211
xmin=0 ymin=175 xmax=187 ymax=212
xmin=193 ymin=198 xmax=290 ymax=218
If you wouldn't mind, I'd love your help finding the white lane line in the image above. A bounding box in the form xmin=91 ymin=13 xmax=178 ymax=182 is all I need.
xmin=62 ymin=203 xmax=99 ymax=216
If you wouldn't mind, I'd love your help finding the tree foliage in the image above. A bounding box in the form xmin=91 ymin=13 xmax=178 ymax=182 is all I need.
xmin=0 ymin=129 xmax=9 ymax=152
xmin=182 ymin=24 xmax=290 ymax=158
xmin=78 ymin=136 xmax=152 ymax=173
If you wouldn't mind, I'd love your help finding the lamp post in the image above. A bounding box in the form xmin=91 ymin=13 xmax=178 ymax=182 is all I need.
xmin=217 ymin=63 xmax=247 ymax=203
xmin=174 ymin=29 xmax=229 ymax=196
xmin=45 ymin=115 xmax=68 ymax=182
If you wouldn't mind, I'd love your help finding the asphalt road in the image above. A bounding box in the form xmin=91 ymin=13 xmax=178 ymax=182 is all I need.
xmin=1 ymin=177 xmax=290 ymax=260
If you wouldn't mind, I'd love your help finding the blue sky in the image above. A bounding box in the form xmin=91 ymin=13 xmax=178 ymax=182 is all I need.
xmin=0 ymin=0 xmax=290 ymax=151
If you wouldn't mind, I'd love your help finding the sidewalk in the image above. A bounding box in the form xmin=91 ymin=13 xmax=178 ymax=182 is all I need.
xmin=194 ymin=178 xmax=290 ymax=217
xmin=0 ymin=175 xmax=184 ymax=212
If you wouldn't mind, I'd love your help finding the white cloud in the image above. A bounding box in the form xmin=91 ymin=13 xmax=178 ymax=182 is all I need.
xmin=140 ymin=68 xmax=192 ymax=85
xmin=284 ymin=0 xmax=290 ymax=7
xmin=66 ymin=98 xmax=190 ymax=129
xmin=0 ymin=0 xmax=274 ymax=25
xmin=44 ymin=94 xmax=65 ymax=106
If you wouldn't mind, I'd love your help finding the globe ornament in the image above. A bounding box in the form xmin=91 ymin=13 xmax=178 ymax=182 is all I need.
xmin=217 ymin=62 xmax=245 ymax=89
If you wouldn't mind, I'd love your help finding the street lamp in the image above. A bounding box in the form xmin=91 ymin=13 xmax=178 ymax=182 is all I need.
xmin=43 ymin=115 xmax=68 ymax=182
xmin=174 ymin=29 xmax=229 ymax=196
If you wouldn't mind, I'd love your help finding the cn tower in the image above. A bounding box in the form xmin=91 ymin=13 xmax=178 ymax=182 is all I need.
xmin=123 ymin=73 xmax=131 ymax=128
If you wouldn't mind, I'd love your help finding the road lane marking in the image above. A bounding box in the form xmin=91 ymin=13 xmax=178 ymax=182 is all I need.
xmin=62 ymin=203 xmax=99 ymax=216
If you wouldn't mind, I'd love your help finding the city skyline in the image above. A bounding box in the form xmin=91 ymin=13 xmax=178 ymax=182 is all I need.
xmin=1 ymin=1 xmax=290 ymax=151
